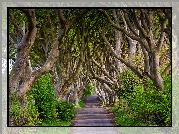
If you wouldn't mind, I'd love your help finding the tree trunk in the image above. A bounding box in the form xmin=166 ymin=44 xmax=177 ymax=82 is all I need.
xmin=113 ymin=9 xmax=123 ymax=72
xmin=10 ymin=32 xmax=37 ymax=95
xmin=17 ymin=27 xmax=66 ymax=98
xmin=128 ymin=39 xmax=137 ymax=64
xmin=115 ymin=33 xmax=123 ymax=72
xmin=141 ymin=43 xmax=150 ymax=74
xmin=153 ymin=53 xmax=164 ymax=90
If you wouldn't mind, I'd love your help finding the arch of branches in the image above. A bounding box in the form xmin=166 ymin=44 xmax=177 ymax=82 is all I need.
xmin=9 ymin=8 xmax=171 ymax=106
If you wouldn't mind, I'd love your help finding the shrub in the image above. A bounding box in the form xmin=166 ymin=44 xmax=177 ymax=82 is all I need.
xmin=114 ymin=71 xmax=171 ymax=126
xmin=56 ymin=101 xmax=75 ymax=121
xmin=9 ymin=93 xmax=41 ymax=126
xmin=10 ymin=73 xmax=76 ymax=126
xmin=30 ymin=73 xmax=58 ymax=122
xmin=83 ymin=83 xmax=95 ymax=96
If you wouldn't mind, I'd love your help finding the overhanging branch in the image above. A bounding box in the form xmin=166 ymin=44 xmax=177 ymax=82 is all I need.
xmin=98 ymin=9 xmax=140 ymax=41
xmin=9 ymin=12 xmax=23 ymax=43
xmin=102 ymin=25 xmax=143 ymax=79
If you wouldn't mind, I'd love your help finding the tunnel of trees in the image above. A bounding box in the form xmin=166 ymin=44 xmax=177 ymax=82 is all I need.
xmin=8 ymin=8 xmax=171 ymax=126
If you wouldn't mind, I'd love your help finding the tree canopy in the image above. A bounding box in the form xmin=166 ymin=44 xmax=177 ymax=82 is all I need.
xmin=8 ymin=7 xmax=171 ymax=126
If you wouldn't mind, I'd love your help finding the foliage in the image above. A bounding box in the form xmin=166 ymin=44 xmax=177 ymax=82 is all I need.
xmin=31 ymin=73 xmax=75 ymax=123
xmin=8 ymin=8 xmax=172 ymax=128
xmin=30 ymin=73 xmax=58 ymax=121
xmin=9 ymin=73 xmax=57 ymax=126
xmin=9 ymin=72 xmax=76 ymax=126
xmin=56 ymin=101 xmax=75 ymax=122
xmin=39 ymin=120 xmax=71 ymax=126
xmin=9 ymin=93 xmax=41 ymax=126
xmin=78 ymin=83 xmax=95 ymax=108
xmin=30 ymin=73 xmax=76 ymax=125
xmin=116 ymin=71 xmax=142 ymax=99
xmin=78 ymin=96 xmax=86 ymax=108
xmin=113 ymin=71 xmax=171 ymax=126
xmin=83 ymin=83 xmax=95 ymax=96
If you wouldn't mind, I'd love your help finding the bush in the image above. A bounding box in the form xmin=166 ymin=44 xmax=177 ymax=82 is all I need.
xmin=29 ymin=73 xmax=76 ymax=124
xmin=30 ymin=73 xmax=58 ymax=122
xmin=114 ymin=71 xmax=171 ymax=126
xmin=10 ymin=73 xmax=76 ymax=126
xmin=9 ymin=93 xmax=41 ymax=126
xmin=77 ymin=83 xmax=95 ymax=108
xmin=116 ymin=71 xmax=142 ymax=99
xmin=56 ymin=101 xmax=75 ymax=121
xmin=83 ymin=83 xmax=95 ymax=96
xmin=129 ymin=84 xmax=171 ymax=126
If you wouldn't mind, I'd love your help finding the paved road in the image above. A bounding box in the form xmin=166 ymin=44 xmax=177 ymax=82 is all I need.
xmin=69 ymin=94 xmax=121 ymax=134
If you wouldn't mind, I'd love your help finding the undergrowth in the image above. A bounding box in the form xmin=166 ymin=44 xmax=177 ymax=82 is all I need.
xmin=112 ymin=71 xmax=171 ymax=126
xmin=9 ymin=73 xmax=76 ymax=126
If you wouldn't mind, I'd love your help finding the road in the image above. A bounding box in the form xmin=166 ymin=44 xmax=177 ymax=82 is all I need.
xmin=69 ymin=94 xmax=121 ymax=134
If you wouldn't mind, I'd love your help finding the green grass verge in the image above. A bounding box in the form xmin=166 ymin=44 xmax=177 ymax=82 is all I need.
xmin=113 ymin=109 xmax=143 ymax=126
xmin=78 ymin=96 xmax=86 ymax=108
xmin=112 ymin=107 xmax=159 ymax=126
xmin=38 ymin=119 xmax=72 ymax=126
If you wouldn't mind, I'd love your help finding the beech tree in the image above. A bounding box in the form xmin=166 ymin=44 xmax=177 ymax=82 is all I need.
xmin=9 ymin=8 xmax=171 ymax=123
xmin=9 ymin=9 xmax=89 ymax=99
xmin=100 ymin=9 xmax=171 ymax=92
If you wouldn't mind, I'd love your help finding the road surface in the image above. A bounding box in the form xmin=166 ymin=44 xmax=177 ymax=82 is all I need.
xmin=69 ymin=94 xmax=121 ymax=134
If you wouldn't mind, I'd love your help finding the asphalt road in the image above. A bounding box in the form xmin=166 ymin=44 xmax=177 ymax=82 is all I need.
xmin=69 ymin=94 xmax=121 ymax=134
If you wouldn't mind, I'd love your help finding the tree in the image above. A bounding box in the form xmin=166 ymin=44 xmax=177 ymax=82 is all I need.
xmin=9 ymin=9 xmax=89 ymax=99
xmin=8 ymin=8 xmax=171 ymax=126
xmin=99 ymin=9 xmax=171 ymax=92
xmin=9 ymin=8 xmax=89 ymax=126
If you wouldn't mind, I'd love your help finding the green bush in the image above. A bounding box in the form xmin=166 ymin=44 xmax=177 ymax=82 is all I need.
xmin=114 ymin=71 xmax=171 ymax=126
xmin=10 ymin=73 xmax=76 ymax=126
xmin=116 ymin=71 xmax=141 ymax=99
xmin=129 ymin=84 xmax=171 ymax=126
xmin=30 ymin=73 xmax=58 ymax=122
xmin=78 ymin=96 xmax=85 ymax=108
xmin=56 ymin=101 xmax=75 ymax=121
xmin=9 ymin=93 xmax=41 ymax=126
xmin=83 ymin=83 xmax=95 ymax=96
xmin=29 ymin=73 xmax=76 ymax=124
xmin=77 ymin=83 xmax=95 ymax=108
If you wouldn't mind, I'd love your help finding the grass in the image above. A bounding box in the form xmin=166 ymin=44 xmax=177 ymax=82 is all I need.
xmin=38 ymin=119 xmax=72 ymax=126
xmin=111 ymin=107 xmax=148 ymax=126
xmin=111 ymin=107 xmax=161 ymax=126
xmin=78 ymin=96 xmax=86 ymax=108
